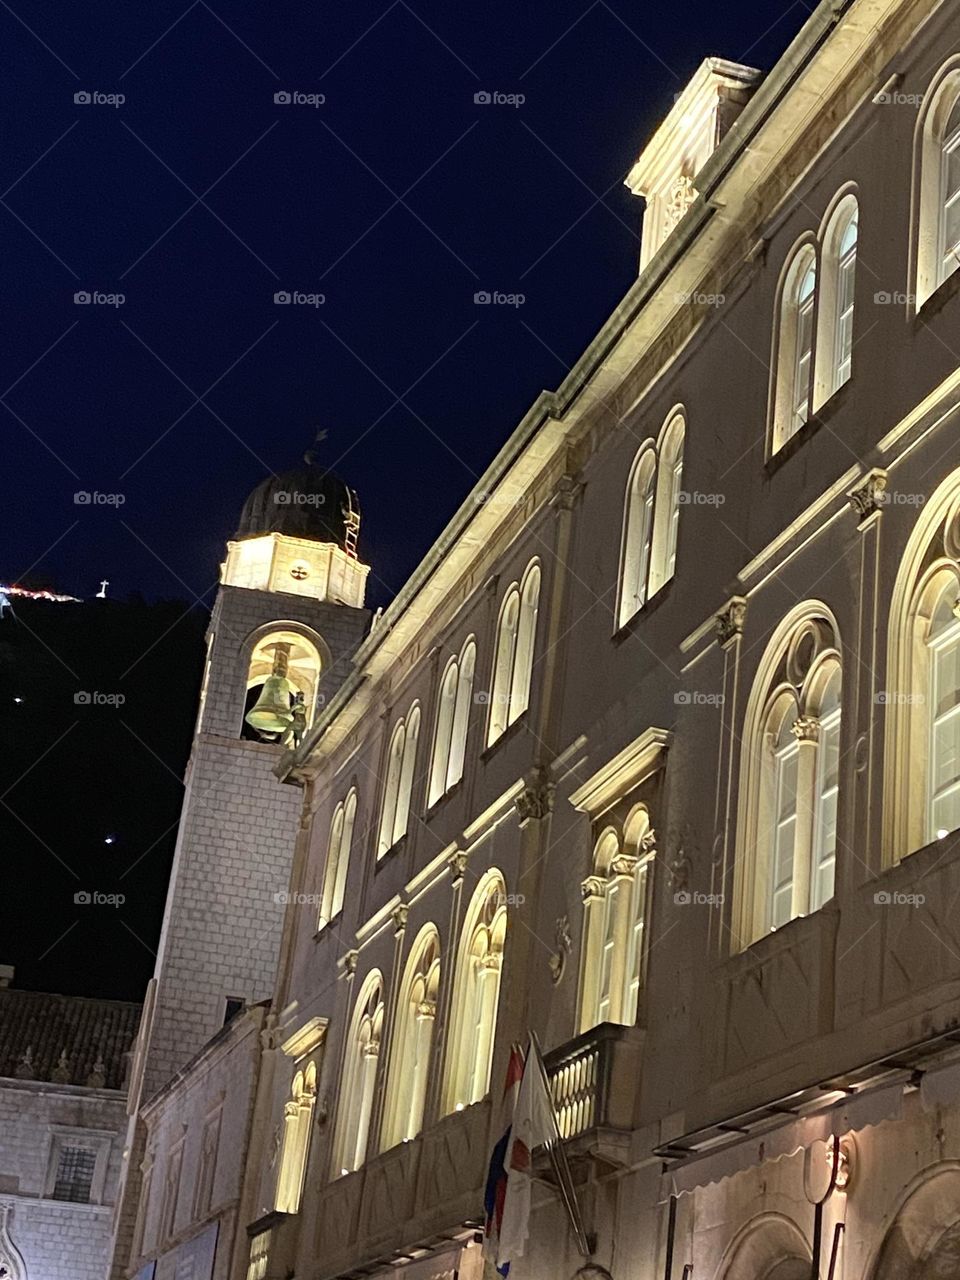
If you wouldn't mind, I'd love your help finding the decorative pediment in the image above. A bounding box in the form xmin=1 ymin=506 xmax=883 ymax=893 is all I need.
xmin=569 ymin=727 xmax=671 ymax=819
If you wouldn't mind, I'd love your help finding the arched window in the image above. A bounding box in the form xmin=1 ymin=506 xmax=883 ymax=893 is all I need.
xmin=579 ymin=809 xmax=655 ymax=1032
xmin=884 ymin=482 xmax=960 ymax=860
xmin=331 ymin=972 xmax=384 ymax=1177
xmin=377 ymin=704 xmax=421 ymax=857
xmin=618 ymin=409 xmax=686 ymax=626
xmin=443 ymin=872 xmax=507 ymax=1113
xmin=428 ymin=639 xmax=476 ymax=805
xmin=815 ymin=194 xmax=858 ymax=406
xmin=275 ymin=1059 xmax=317 ymax=1213
xmin=381 ymin=927 xmax=441 ymax=1150
xmin=771 ymin=243 xmax=818 ymax=453
xmin=487 ymin=562 xmax=541 ymax=745
xmin=319 ymin=788 xmax=357 ymax=928
xmin=734 ymin=609 xmax=843 ymax=947
xmin=916 ymin=66 xmax=960 ymax=307
xmin=618 ymin=447 xmax=656 ymax=626
xmin=649 ymin=412 xmax=685 ymax=597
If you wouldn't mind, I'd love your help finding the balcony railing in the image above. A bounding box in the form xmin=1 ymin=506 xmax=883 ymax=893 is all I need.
xmin=542 ymin=1022 xmax=644 ymax=1143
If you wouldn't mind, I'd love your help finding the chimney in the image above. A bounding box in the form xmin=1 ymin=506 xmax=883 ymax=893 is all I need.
xmin=0 ymin=966 xmax=14 ymax=989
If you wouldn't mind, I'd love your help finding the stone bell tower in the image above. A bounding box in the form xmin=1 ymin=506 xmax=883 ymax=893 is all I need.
xmin=141 ymin=443 xmax=372 ymax=1101
xmin=109 ymin=443 xmax=373 ymax=1278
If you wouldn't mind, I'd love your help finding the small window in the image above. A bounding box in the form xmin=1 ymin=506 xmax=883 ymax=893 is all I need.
xmin=223 ymin=997 xmax=245 ymax=1025
xmin=814 ymin=194 xmax=859 ymax=409
xmin=52 ymin=1146 xmax=97 ymax=1203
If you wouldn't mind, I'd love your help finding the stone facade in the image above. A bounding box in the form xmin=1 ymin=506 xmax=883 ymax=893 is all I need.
xmin=116 ymin=1 xmax=960 ymax=1279
xmin=0 ymin=983 xmax=139 ymax=1280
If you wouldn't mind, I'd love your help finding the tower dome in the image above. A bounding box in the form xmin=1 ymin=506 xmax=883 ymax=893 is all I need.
xmin=237 ymin=439 xmax=360 ymax=556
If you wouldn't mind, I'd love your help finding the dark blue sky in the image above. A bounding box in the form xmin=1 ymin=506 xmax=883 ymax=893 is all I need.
xmin=3 ymin=0 xmax=807 ymax=612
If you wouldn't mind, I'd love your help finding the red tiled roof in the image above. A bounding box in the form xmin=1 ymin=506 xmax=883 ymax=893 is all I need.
xmin=0 ymin=988 xmax=141 ymax=1091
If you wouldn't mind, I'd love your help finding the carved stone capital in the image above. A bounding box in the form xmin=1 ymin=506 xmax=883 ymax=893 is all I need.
xmin=610 ymin=853 xmax=640 ymax=879
xmin=848 ymin=468 xmax=888 ymax=525
xmin=715 ymin=596 xmax=747 ymax=649
xmin=515 ymin=771 xmax=554 ymax=827
xmin=552 ymin=472 xmax=584 ymax=511
xmin=448 ymin=849 xmax=468 ymax=884
xmin=581 ymin=875 xmax=606 ymax=903
xmin=338 ymin=949 xmax=359 ymax=979
xmin=392 ymin=903 xmax=409 ymax=937
xmin=791 ymin=715 xmax=821 ymax=744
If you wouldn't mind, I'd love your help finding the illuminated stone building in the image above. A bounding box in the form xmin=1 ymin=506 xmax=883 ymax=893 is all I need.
xmin=114 ymin=1 xmax=960 ymax=1279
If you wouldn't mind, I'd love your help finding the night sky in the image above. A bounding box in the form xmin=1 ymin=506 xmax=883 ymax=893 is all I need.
xmin=2 ymin=2 xmax=807 ymax=1000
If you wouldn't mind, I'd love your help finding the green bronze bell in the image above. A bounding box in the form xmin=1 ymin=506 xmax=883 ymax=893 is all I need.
xmin=246 ymin=643 xmax=295 ymax=736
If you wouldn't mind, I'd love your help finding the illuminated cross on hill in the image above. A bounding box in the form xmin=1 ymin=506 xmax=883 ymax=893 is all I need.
xmin=96 ymin=580 xmax=108 ymax=598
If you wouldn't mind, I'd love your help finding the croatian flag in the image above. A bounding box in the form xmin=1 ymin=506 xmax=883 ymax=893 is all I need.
xmin=497 ymin=1037 xmax=557 ymax=1267
xmin=483 ymin=1043 xmax=525 ymax=1276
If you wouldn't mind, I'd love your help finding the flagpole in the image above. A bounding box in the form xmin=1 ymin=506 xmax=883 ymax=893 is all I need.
xmin=530 ymin=1031 xmax=593 ymax=1259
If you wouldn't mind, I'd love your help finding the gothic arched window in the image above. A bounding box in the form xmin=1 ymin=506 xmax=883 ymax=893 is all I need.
xmin=884 ymin=479 xmax=960 ymax=860
xmin=381 ymin=927 xmax=441 ymax=1149
xmin=579 ymin=808 xmax=655 ymax=1031
xmin=916 ymin=64 xmax=960 ymax=307
xmin=443 ymin=872 xmax=507 ymax=1113
xmin=332 ymin=971 xmax=384 ymax=1176
xmin=275 ymin=1059 xmax=317 ymax=1213
xmin=734 ymin=610 xmax=842 ymax=947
